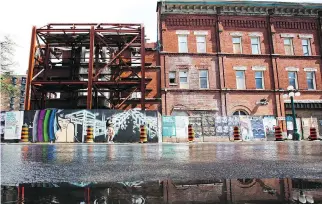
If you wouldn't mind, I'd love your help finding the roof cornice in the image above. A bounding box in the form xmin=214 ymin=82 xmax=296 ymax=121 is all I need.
xmin=159 ymin=1 xmax=322 ymax=17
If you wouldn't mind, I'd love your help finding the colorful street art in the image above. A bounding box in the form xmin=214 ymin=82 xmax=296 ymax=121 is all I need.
xmin=4 ymin=111 xmax=24 ymax=140
xmin=239 ymin=116 xmax=254 ymax=141
xmin=23 ymin=109 xmax=160 ymax=143
xmin=189 ymin=116 xmax=202 ymax=138
xmin=214 ymin=116 xmax=240 ymax=137
xmin=162 ymin=116 xmax=176 ymax=137
xmin=250 ymin=116 xmax=265 ymax=139
xmin=263 ymin=116 xmax=277 ymax=140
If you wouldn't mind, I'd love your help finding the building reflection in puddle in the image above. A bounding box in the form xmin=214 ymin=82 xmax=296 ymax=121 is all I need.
xmin=2 ymin=178 xmax=322 ymax=203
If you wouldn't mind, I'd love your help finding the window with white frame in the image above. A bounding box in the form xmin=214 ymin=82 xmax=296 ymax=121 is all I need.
xmin=306 ymin=71 xmax=316 ymax=90
xmin=232 ymin=37 xmax=242 ymax=54
xmin=236 ymin=71 xmax=246 ymax=89
xmin=251 ymin=37 xmax=261 ymax=54
xmin=131 ymin=92 xmax=142 ymax=99
xmin=288 ymin=71 xmax=298 ymax=89
xmin=255 ymin=71 xmax=264 ymax=89
xmin=302 ymin=38 xmax=312 ymax=56
xmin=179 ymin=70 xmax=188 ymax=89
xmin=178 ymin=35 xmax=188 ymax=53
xmin=199 ymin=70 xmax=209 ymax=89
xmin=169 ymin=71 xmax=176 ymax=84
xmin=196 ymin=35 xmax=206 ymax=53
xmin=284 ymin=38 xmax=294 ymax=55
xmin=233 ymin=36 xmax=242 ymax=54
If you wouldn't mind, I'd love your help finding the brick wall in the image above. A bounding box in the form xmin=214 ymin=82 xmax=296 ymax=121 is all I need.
xmin=222 ymin=57 xmax=273 ymax=90
xmin=225 ymin=92 xmax=276 ymax=115
xmin=159 ymin=6 xmax=322 ymax=118
xmin=161 ymin=15 xmax=216 ymax=53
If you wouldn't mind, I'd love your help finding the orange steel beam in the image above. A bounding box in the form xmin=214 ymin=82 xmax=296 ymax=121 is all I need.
xmin=87 ymin=26 xmax=95 ymax=109
xmin=140 ymin=25 xmax=146 ymax=111
xmin=94 ymin=81 xmax=141 ymax=85
xmin=94 ymin=34 xmax=139 ymax=79
xmin=115 ymin=88 xmax=137 ymax=109
xmin=31 ymin=81 xmax=87 ymax=85
xmin=25 ymin=26 xmax=37 ymax=110
xmin=37 ymin=29 xmax=139 ymax=33
xmin=48 ymin=23 xmax=141 ymax=26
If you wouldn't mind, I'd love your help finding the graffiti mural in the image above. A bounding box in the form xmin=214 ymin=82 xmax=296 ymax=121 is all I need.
xmin=263 ymin=116 xmax=277 ymax=140
xmin=239 ymin=116 xmax=254 ymax=141
xmin=202 ymin=115 xmax=216 ymax=137
xmin=4 ymin=111 xmax=24 ymax=140
xmin=23 ymin=109 xmax=160 ymax=143
xmin=214 ymin=116 xmax=240 ymax=137
xmin=250 ymin=116 xmax=265 ymax=139
xmin=189 ymin=116 xmax=202 ymax=138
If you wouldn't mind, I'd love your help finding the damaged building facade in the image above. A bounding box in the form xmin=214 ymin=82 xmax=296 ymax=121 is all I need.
xmin=157 ymin=1 xmax=322 ymax=123
xmin=25 ymin=23 xmax=161 ymax=111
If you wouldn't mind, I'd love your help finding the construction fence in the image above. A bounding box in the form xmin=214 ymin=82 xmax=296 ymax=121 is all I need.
xmin=162 ymin=115 xmax=322 ymax=142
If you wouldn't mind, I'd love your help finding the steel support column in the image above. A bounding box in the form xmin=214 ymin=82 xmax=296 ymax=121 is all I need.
xmin=140 ymin=25 xmax=146 ymax=110
xmin=94 ymin=35 xmax=139 ymax=79
xmin=87 ymin=26 xmax=95 ymax=109
xmin=25 ymin=26 xmax=37 ymax=110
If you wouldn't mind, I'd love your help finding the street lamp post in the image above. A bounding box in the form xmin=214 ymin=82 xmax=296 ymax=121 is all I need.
xmin=283 ymin=86 xmax=301 ymax=141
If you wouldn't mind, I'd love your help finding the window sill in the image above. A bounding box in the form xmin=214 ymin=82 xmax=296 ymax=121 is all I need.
xmin=169 ymin=83 xmax=178 ymax=86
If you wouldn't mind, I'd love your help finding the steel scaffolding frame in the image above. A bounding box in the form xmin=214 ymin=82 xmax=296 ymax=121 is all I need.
xmin=25 ymin=23 xmax=146 ymax=110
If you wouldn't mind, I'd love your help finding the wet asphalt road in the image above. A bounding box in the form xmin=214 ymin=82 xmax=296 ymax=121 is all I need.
xmin=1 ymin=141 xmax=322 ymax=185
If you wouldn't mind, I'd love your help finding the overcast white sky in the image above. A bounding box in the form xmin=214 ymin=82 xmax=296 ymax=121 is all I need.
xmin=0 ymin=0 xmax=320 ymax=75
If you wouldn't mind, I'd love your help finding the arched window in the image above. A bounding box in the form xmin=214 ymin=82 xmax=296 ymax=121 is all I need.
xmin=233 ymin=110 xmax=248 ymax=116
xmin=237 ymin=178 xmax=256 ymax=188
xmin=171 ymin=110 xmax=189 ymax=116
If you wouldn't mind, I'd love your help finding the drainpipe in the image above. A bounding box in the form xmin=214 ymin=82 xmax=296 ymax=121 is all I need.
xmin=317 ymin=11 xmax=322 ymax=81
xmin=215 ymin=7 xmax=224 ymax=116
xmin=267 ymin=9 xmax=281 ymax=123
xmin=163 ymin=55 xmax=167 ymax=115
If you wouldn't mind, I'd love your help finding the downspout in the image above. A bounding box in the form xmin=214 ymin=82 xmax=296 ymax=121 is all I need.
xmin=159 ymin=5 xmax=167 ymax=115
xmin=222 ymin=57 xmax=227 ymax=116
xmin=317 ymin=11 xmax=322 ymax=81
xmin=267 ymin=10 xmax=280 ymax=118
xmin=164 ymin=55 xmax=167 ymax=115
xmin=215 ymin=8 xmax=224 ymax=116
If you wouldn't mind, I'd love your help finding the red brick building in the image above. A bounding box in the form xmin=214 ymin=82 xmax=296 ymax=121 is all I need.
xmin=157 ymin=1 xmax=322 ymax=127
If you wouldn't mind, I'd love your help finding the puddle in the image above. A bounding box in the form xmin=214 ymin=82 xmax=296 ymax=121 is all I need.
xmin=2 ymin=178 xmax=322 ymax=203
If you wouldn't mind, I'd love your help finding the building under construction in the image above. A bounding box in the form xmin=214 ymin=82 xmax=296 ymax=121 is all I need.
xmin=25 ymin=23 xmax=160 ymax=111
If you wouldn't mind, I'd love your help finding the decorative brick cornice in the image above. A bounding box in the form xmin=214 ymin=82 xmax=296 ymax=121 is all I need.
xmin=273 ymin=21 xmax=317 ymax=30
xmin=159 ymin=52 xmax=217 ymax=56
xmin=165 ymin=18 xmax=216 ymax=26
xmin=160 ymin=2 xmax=322 ymax=17
xmin=222 ymin=19 xmax=267 ymax=28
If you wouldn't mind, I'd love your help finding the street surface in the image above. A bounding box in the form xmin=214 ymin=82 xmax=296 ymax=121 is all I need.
xmin=1 ymin=141 xmax=322 ymax=185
